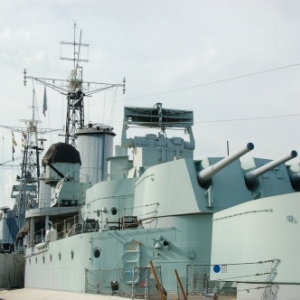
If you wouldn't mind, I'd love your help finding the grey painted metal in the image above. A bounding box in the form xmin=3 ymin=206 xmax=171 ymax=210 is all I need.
xmin=287 ymin=162 xmax=300 ymax=190
xmin=197 ymin=142 xmax=254 ymax=184
xmin=122 ymin=103 xmax=195 ymax=152
xmin=38 ymin=179 xmax=51 ymax=208
xmin=77 ymin=124 xmax=115 ymax=185
xmin=183 ymin=126 xmax=195 ymax=150
xmin=290 ymin=171 xmax=300 ymax=190
xmin=244 ymin=150 xmax=297 ymax=184
xmin=123 ymin=104 xmax=194 ymax=128
xmin=0 ymin=253 xmax=24 ymax=289
xmin=211 ymin=192 xmax=300 ymax=298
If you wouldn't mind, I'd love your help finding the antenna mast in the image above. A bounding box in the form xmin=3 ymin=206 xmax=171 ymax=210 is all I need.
xmin=24 ymin=23 xmax=126 ymax=148
xmin=61 ymin=23 xmax=88 ymax=146
xmin=16 ymin=88 xmax=43 ymax=219
xmin=0 ymin=88 xmax=46 ymax=226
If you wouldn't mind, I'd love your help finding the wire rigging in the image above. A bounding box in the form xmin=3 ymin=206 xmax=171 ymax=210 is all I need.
xmin=89 ymin=61 xmax=300 ymax=106
xmin=91 ymin=62 xmax=300 ymax=124
xmin=109 ymin=87 xmax=119 ymax=126
xmin=125 ymin=62 xmax=300 ymax=102
xmin=195 ymin=112 xmax=300 ymax=124
xmin=102 ymin=111 xmax=300 ymax=126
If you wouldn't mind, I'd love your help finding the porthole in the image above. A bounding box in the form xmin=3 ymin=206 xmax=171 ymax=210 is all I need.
xmin=111 ymin=207 xmax=117 ymax=215
xmin=58 ymin=252 xmax=61 ymax=261
xmin=35 ymin=257 xmax=37 ymax=264
xmin=94 ymin=248 xmax=101 ymax=258
xmin=43 ymin=256 xmax=45 ymax=263
xmin=50 ymin=254 xmax=52 ymax=262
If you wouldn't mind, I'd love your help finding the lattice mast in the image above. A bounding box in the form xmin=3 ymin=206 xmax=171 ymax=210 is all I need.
xmin=24 ymin=23 xmax=126 ymax=147
xmin=17 ymin=88 xmax=44 ymax=217
xmin=19 ymin=88 xmax=43 ymax=184
xmin=62 ymin=23 xmax=87 ymax=145
xmin=0 ymin=89 xmax=46 ymax=220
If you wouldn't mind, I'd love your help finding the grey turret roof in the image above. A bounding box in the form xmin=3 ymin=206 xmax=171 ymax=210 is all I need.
xmin=42 ymin=142 xmax=81 ymax=166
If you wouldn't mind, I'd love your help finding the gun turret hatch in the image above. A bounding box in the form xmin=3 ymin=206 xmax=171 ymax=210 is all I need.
xmin=197 ymin=143 xmax=254 ymax=185
xmin=244 ymin=151 xmax=298 ymax=189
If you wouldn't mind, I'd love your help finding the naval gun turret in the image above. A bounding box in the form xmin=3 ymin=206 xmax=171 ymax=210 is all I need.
xmin=197 ymin=143 xmax=254 ymax=186
xmin=244 ymin=151 xmax=297 ymax=190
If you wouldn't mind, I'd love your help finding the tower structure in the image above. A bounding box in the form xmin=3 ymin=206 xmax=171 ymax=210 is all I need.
xmin=1 ymin=89 xmax=52 ymax=228
xmin=24 ymin=23 xmax=125 ymax=147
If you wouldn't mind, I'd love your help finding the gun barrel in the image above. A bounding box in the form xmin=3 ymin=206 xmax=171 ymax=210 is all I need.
xmin=197 ymin=143 xmax=254 ymax=185
xmin=244 ymin=151 xmax=297 ymax=184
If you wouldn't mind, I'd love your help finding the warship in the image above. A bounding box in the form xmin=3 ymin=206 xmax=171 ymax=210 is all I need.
xmin=0 ymin=206 xmax=24 ymax=289
xmin=0 ymin=89 xmax=48 ymax=289
xmin=10 ymin=26 xmax=300 ymax=299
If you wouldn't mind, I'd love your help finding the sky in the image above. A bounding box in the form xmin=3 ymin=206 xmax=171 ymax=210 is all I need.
xmin=1 ymin=0 xmax=300 ymax=205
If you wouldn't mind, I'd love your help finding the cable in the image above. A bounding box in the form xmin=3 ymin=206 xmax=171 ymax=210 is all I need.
xmin=195 ymin=113 xmax=300 ymax=124
xmin=103 ymin=112 xmax=300 ymax=126
xmin=89 ymin=62 xmax=300 ymax=106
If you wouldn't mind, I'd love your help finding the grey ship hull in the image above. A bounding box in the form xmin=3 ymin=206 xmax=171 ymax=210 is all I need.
xmin=0 ymin=253 xmax=24 ymax=289
xmin=0 ymin=208 xmax=25 ymax=289
xmin=25 ymin=215 xmax=212 ymax=292
xmin=24 ymin=193 xmax=300 ymax=299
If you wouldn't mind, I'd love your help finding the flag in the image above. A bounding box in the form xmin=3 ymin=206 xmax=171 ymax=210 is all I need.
xmin=43 ymin=86 xmax=47 ymax=117
xmin=12 ymin=131 xmax=17 ymax=146
xmin=12 ymin=131 xmax=16 ymax=161
xmin=22 ymin=131 xmax=27 ymax=148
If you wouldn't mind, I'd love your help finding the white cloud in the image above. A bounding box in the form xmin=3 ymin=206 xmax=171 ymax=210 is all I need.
xmin=159 ymin=55 xmax=200 ymax=84
xmin=23 ymin=50 xmax=46 ymax=64
xmin=2 ymin=28 xmax=11 ymax=38
xmin=17 ymin=28 xmax=31 ymax=41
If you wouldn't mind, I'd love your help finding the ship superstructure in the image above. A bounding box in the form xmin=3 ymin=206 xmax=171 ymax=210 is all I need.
xmin=21 ymin=99 xmax=300 ymax=299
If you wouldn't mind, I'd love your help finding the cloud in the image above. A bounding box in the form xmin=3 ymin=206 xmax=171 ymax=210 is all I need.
xmin=2 ymin=28 xmax=11 ymax=39
xmin=159 ymin=54 xmax=200 ymax=84
xmin=17 ymin=28 xmax=31 ymax=40
xmin=1 ymin=27 xmax=30 ymax=42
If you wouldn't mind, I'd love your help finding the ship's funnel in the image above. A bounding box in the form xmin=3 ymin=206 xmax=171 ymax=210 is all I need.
xmin=197 ymin=143 xmax=254 ymax=185
xmin=244 ymin=151 xmax=298 ymax=187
